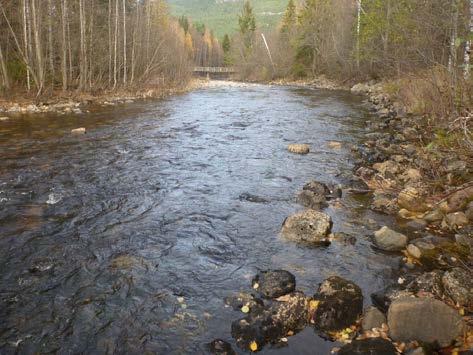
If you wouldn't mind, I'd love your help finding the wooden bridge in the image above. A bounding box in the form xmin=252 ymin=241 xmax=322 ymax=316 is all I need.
xmin=193 ymin=67 xmax=236 ymax=74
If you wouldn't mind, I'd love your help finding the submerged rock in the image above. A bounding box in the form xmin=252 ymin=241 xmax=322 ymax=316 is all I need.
xmin=288 ymin=144 xmax=310 ymax=154
xmin=208 ymin=339 xmax=236 ymax=355
xmin=337 ymin=338 xmax=397 ymax=355
xmin=281 ymin=210 xmax=332 ymax=245
xmin=311 ymin=276 xmax=363 ymax=334
xmin=373 ymin=226 xmax=408 ymax=252
xmin=388 ymin=297 xmax=464 ymax=347
xmin=361 ymin=306 xmax=386 ymax=331
xmin=252 ymin=270 xmax=296 ymax=299
xmin=239 ymin=193 xmax=269 ymax=204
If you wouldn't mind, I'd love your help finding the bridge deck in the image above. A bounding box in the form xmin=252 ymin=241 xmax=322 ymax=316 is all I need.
xmin=193 ymin=67 xmax=235 ymax=73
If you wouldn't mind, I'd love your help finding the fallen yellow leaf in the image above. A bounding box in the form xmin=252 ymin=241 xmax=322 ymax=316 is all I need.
xmin=241 ymin=305 xmax=250 ymax=313
xmin=250 ymin=341 xmax=258 ymax=352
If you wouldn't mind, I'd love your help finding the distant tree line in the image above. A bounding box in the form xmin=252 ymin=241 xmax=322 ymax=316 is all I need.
xmin=0 ymin=0 xmax=224 ymax=98
xmin=226 ymin=0 xmax=473 ymax=84
xmin=177 ymin=16 xmax=223 ymax=68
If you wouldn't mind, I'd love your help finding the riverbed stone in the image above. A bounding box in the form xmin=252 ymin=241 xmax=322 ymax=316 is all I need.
xmin=398 ymin=186 xmax=429 ymax=212
xmin=281 ymin=210 xmax=332 ymax=244
xmin=446 ymin=186 xmax=473 ymax=212
xmin=465 ymin=201 xmax=473 ymax=221
xmin=371 ymin=286 xmax=414 ymax=313
xmin=224 ymin=292 xmax=264 ymax=314
xmin=297 ymin=190 xmax=328 ymax=210
xmin=442 ymin=268 xmax=473 ymax=311
xmin=361 ymin=306 xmax=386 ymax=331
xmin=405 ymin=270 xmax=444 ymax=298
xmin=230 ymin=291 xmax=309 ymax=351
xmin=208 ymin=339 xmax=236 ymax=355
xmin=423 ymin=209 xmax=444 ymax=223
xmin=288 ymin=144 xmax=310 ymax=154
xmin=311 ymin=276 xmax=363 ymax=334
xmin=442 ymin=212 xmax=469 ymax=230
xmin=388 ymin=297 xmax=464 ymax=347
xmin=251 ymin=270 xmax=296 ymax=299
xmin=71 ymin=127 xmax=86 ymax=135
xmin=337 ymin=338 xmax=397 ymax=355
xmin=373 ymin=226 xmax=408 ymax=251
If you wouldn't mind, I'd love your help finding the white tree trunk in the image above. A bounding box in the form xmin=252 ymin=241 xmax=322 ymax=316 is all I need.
xmin=464 ymin=0 xmax=473 ymax=79
xmin=356 ymin=0 xmax=361 ymax=70
xmin=123 ymin=0 xmax=127 ymax=85
xmin=31 ymin=0 xmax=45 ymax=93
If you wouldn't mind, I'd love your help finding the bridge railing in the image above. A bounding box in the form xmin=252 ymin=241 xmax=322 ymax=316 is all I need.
xmin=193 ymin=67 xmax=235 ymax=73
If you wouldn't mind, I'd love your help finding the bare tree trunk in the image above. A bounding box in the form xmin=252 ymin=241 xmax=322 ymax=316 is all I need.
xmin=123 ymin=0 xmax=127 ymax=85
xmin=464 ymin=0 xmax=473 ymax=79
xmin=448 ymin=0 xmax=458 ymax=73
xmin=61 ymin=0 xmax=68 ymax=91
xmin=48 ymin=0 xmax=54 ymax=86
xmin=67 ymin=4 xmax=72 ymax=84
xmin=108 ymin=0 xmax=112 ymax=86
xmin=0 ymin=42 xmax=10 ymax=90
xmin=356 ymin=0 xmax=362 ymax=70
xmin=131 ymin=4 xmax=139 ymax=84
xmin=89 ymin=0 xmax=94 ymax=88
xmin=31 ymin=0 xmax=45 ymax=94
xmin=23 ymin=0 xmax=31 ymax=91
xmin=79 ymin=0 xmax=86 ymax=90
xmin=113 ymin=0 xmax=119 ymax=88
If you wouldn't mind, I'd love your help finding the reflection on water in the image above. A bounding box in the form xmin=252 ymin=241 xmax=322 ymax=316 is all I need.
xmin=0 ymin=83 xmax=397 ymax=354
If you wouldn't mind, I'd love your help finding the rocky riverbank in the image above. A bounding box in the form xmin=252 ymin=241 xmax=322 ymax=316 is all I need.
xmin=209 ymin=81 xmax=472 ymax=354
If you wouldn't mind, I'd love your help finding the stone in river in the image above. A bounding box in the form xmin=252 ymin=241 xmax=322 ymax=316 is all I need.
xmin=252 ymin=270 xmax=296 ymax=299
xmin=288 ymin=144 xmax=310 ymax=154
xmin=71 ymin=127 xmax=86 ymax=134
xmin=311 ymin=276 xmax=363 ymax=334
xmin=373 ymin=226 xmax=408 ymax=252
xmin=361 ymin=306 xmax=386 ymax=331
xmin=281 ymin=210 xmax=332 ymax=245
xmin=208 ymin=339 xmax=236 ymax=355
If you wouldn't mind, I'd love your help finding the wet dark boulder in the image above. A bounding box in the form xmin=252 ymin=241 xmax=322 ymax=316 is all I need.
xmin=208 ymin=339 xmax=236 ymax=355
xmin=297 ymin=181 xmax=341 ymax=209
xmin=252 ymin=270 xmax=296 ymax=299
xmin=239 ymin=193 xmax=269 ymax=204
xmin=311 ymin=276 xmax=363 ymax=334
xmin=231 ymin=292 xmax=310 ymax=352
xmin=388 ymin=297 xmax=465 ymax=348
xmin=224 ymin=292 xmax=265 ymax=315
xmin=337 ymin=338 xmax=397 ymax=355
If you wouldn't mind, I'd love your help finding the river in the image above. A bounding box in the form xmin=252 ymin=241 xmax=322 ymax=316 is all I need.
xmin=0 ymin=82 xmax=399 ymax=354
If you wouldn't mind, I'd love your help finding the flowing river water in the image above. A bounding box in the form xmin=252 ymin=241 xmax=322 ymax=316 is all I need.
xmin=0 ymin=82 xmax=400 ymax=354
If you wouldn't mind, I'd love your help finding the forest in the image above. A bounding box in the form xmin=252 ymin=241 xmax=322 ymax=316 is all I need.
xmin=0 ymin=0 xmax=223 ymax=98
xmin=227 ymin=0 xmax=473 ymax=126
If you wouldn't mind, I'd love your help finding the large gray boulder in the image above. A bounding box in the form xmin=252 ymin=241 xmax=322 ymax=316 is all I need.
xmin=373 ymin=226 xmax=408 ymax=251
xmin=281 ymin=210 xmax=332 ymax=245
xmin=388 ymin=297 xmax=464 ymax=347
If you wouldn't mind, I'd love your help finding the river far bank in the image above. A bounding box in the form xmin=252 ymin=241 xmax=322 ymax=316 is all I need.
xmin=0 ymin=79 xmax=211 ymax=117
